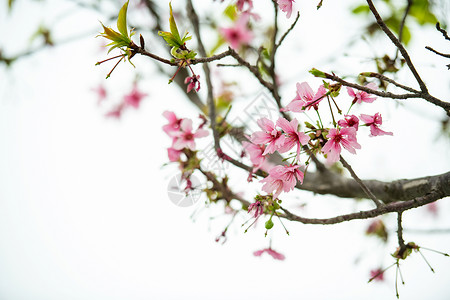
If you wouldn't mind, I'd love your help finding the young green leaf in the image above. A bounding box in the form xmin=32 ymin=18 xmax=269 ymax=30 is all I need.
xmin=117 ymin=1 xmax=130 ymax=37
xmin=169 ymin=2 xmax=182 ymax=44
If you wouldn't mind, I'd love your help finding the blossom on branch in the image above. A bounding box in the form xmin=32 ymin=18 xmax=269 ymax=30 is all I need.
xmin=337 ymin=115 xmax=359 ymax=131
xmin=185 ymin=75 xmax=200 ymax=93
xmin=163 ymin=110 xmax=183 ymax=136
xmin=276 ymin=117 xmax=310 ymax=159
xmin=322 ymin=127 xmax=361 ymax=163
xmin=242 ymin=141 xmax=266 ymax=170
xmin=248 ymin=200 xmax=264 ymax=218
xmin=283 ymin=82 xmax=326 ymax=112
xmin=172 ymin=119 xmax=209 ymax=150
xmin=251 ymin=118 xmax=286 ymax=155
xmin=260 ymin=164 xmax=304 ymax=199
xmin=277 ymin=0 xmax=295 ymax=18
xmin=360 ymin=113 xmax=393 ymax=137
xmin=220 ymin=15 xmax=253 ymax=49
xmin=347 ymin=82 xmax=378 ymax=104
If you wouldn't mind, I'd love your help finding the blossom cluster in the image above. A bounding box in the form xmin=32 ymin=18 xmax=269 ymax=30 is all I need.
xmin=244 ymin=81 xmax=393 ymax=202
xmin=162 ymin=111 xmax=209 ymax=162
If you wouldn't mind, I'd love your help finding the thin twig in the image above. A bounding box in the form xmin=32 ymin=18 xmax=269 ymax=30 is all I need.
xmin=397 ymin=211 xmax=406 ymax=248
xmin=186 ymin=0 xmax=220 ymax=150
xmin=395 ymin=0 xmax=412 ymax=60
xmin=425 ymin=46 xmax=450 ymax=58
xmin=340 ymin=156 xmax=383 ymax=207
xmin=366 ymin=0 xmax=428 ymax=93
xmin=275 ymin=12 xmax=300 ymax=49
xmin=364 ymin=72 xmax=420 ymax=93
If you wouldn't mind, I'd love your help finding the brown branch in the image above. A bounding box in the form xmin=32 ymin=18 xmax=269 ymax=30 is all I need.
xmin=279 ymin=189 xmax=445 ymax=225
xmin=364 ymin=72 xmax=420 ymax=93
xmin=366 ymin=0 xmax=428 ymax=93
xmin=425 ymin=46 xmax=450 ymax=59
xmin=340 ymin=156 xmax=382 ymax=207
xmin=320 ymin=71 xmax=450 ymax=114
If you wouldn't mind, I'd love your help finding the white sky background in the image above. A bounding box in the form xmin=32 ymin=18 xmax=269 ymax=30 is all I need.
xmin=0 ymin=0 xmax=450 ymax=299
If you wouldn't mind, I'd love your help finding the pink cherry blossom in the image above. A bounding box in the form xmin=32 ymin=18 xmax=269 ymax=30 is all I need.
xmin=251 ymin=118 xmax=286 ymax=155
xmin=322 ymin=127 xmax=361 ymax=163
xmin=236 ymin=0 xmax=253 ymax=11
xmin=360 ymin=113 xmax=393 ymax=137
xmin=105 ymin=103 xmax=125 ymax=119
xmin=184 ymin=75 xmax=200 ymax=93
xmin=92 ymin=84 xmax=107 ymax=104
xmin=260 ymin=164 xmax=304 ymax=199
xmin=337 ymin=115 xmax=360 ymax=131
xmin=242 ymin=141 xmax=266 ymax=169
xmin=253 ymin=247 xmax=285 ymax=260
xmin=370 ymin=268 xmax=385 ymax=282
xmin=276 ymin=117 xmax=310 ymax=158
xmin=172 ymin=119 xmax=209 ymax=150
xmin=277 ymin=0 xmax=295 ymax=18
xmin=162 ymin=111 xmax=183 ymax=137
xmin=347 ymin=82 xmax=377 ymax=104
xmin=248 ymin=200 xmax=264 ymax=218
xmin=124 ymin=84 xmax=147 ymax=108
xmin=167 ymin=147 xmax=183 ymax=162
xmin=220 ymin=15 xmax=253 ymax=49
xmin=283 ymin=82 xmax=326 ymax=112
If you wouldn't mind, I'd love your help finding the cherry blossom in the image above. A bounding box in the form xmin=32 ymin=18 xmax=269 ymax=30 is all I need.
xmin=124 ymin=84 xmax=147 ymax=108
xmin=162 ymin=111 xmax=183 ymax=137
xmin=242 ymin=141 xmax=266 ymax=169
xmin=276 ymin=117 xmax=310 ymax=158
xmin=260 ymin=164 xmax=304 ymax=199
xmin=167 ymin=147 xmax=182 ymax=162
xmin=360 ymin=113 xmax=393 ymax=137
xmin=251 ymin=118 xmax=286 ymax=155
xmin=347 ymin=82 xmax=377 ymax=104
xmin=337 ymin=115 xmax=360 ymax=131
xmin=220 ymin=15 xmax=253 ymax=49
xmin=253 ymin=247 xmax=285 ymax=260
xmin=322 ymin=127 xmax=361 ymax=163
xmin=248 ymin=200 xmax=264 ymax=218
xmin=370 ymin=268 xmax=385 ymax=282
xmin=283 ymin=82 xmax=326 ymax=112
xmin=185 ymin=75 xmax=200 ymax=93
xmin=277 ymin=0 xmax=295 ymax=18
xmin=172 ymin=119 xmax=209 ymax=150
xmin=105 ymin=103 xmax=125 ymax=119
xmin=236 ymin=0 xmax=253 ymax=12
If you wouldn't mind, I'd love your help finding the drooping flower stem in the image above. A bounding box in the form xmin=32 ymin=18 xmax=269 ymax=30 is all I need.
xmin=327 ymin=95 xmax=337 ymax=127
xmin=106 ymin=55 xmax=125 ymax=79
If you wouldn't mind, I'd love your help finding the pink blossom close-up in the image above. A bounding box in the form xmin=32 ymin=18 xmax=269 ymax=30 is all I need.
xmin=167 ymin=147 xmax=182 ymax=162
xmin=242 ymin=141 xmax=266 ymax=170
xmin=276 ymin=117 xmax=310 ymax=158
xmin=171 ymin=119 xmax=209 ymax=151
xmin=162 ymin=110 xmax=183 ymax=137
xmin=253 ymin=247 xmax=285 ymax=260
xmin=370 ymin=268 xmax=385 ymax=282
xmin=283 ymin=82 xmax=326 ymax=112
xmin=260 ymin=164 xmax=304 ymax=199
xmin=184 ymin=75 xmax=200 ymax=93
xmin=105 ymin=103 xmax=125 ymax=119
xmin=123 ymin=84 xmax=147 ymax=108
xmin=360 ymin=113 xmax=393 ymax=137
xmin=248 ymin=200 xmax=264 ymax=218
xmin=236 ymin=0 xmax=253 ymax=12
xmin=251 ymin=117 xmax=286 ymax=155
xmin=277 ymin=0 xmax=295 ymax=18
xmin=347 ymin=82 xmax=378 ymax=104
xmin=220 ymin=15 xmax=253 ymax=49
xmin=322 ymin=127 xmax=361 ymax=163
xmin=337 ymin=115 xmax=360 ymax=131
